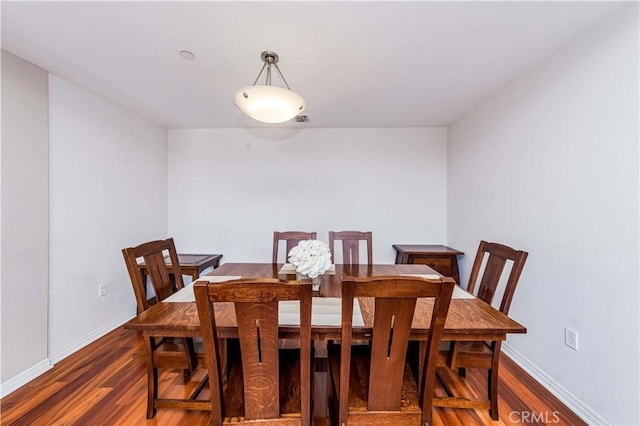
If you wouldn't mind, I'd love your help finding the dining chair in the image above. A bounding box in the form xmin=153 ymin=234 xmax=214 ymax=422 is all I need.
xmin=329 ymin=275 xmax=454 ymax=426
xmin=194 ymin=278 xmax=312 ymax=426
xmin=122 ymin=238 xmax=186 ymax=313
xmin=122 ymin=238 xmax=202 ymax=417
xmin=437 ymin=240 xmax=528 ymax=420
xmin=328 ymin=230 xmax=373 ymax=265
xmin=272 ymin=231 xmax=317 ymax=263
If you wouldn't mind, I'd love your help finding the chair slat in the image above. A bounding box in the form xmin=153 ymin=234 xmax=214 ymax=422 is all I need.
xmin=236 ymin=302 xmax=280 ymax=420
xmin=368 ymin=298 xmax=416 ymax=411
xmin=476 ymin=255 xmax=507 ymax=305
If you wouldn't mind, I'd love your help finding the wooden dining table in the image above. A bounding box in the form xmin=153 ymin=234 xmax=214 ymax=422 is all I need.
xmin=125 ymin=262 xmax=526 ymax=341
xmin=123 ymin=262 xmax=526 ymax=418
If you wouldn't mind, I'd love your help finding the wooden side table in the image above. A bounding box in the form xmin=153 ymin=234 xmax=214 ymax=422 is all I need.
xmin=392 ymin=245 xmax=464 ymax=284
xmin=139 ymin=253 xmax=223 ymax=286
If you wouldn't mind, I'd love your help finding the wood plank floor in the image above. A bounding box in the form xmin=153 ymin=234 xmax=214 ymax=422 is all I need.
xmin=1 ymin=327 xmax=585 ymax=425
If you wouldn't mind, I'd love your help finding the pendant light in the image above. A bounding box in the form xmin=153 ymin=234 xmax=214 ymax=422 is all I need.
xmin=234 ymin=51 xmax=306 ymax=123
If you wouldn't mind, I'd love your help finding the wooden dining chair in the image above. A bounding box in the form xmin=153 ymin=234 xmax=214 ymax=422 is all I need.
xmin=437 ymin=240 xmax=528 ymax=420
xmin=194 ymin=278 xmax=312 ymax=426
xmin=122 ymin=238 xmax=185 ymax=313
xmin=328 ymin=231 xmax=372 ymax=265
xmin=329 ymin=275 xmax=454 ymax=426
xmin=272 ymin=231 xmax=317 ymax=263
xmin=122 ymin=238 xmax=201 ymax=417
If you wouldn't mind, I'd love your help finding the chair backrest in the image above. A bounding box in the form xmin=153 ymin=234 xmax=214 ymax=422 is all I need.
xmin=466 ymin=241 xmax=528 ymax=315
xmin=328 ymin=231 xmax=373 ymax=265
xmin=272 ymin=231 xmax=317 ymax=263
xmin=338 ymin=275 xmax=454 ymax=424
xmin=122 ymin=238 xmax=184 ymax=313
xmin=194 ymin=278 xmax=312 ymax=425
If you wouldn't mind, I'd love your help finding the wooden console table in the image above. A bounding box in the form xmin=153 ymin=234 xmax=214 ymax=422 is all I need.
xmin=393 ymin=245 xmax=463 ymax=284
xmin=139 ymin=253 xmax=223 ymax=283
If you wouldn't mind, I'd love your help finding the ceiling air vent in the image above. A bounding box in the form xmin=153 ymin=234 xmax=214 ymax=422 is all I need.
xmin=293 ymin=115 xmax=309 ymax=123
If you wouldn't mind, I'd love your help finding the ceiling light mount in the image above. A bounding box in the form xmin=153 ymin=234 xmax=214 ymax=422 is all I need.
xmin=234 ymin=51 xmax=306 ymax=124
xmin=261 ymin=51 xmax=278 ymax=64
xmin=179 ymin=50 xmax=195 ymax=61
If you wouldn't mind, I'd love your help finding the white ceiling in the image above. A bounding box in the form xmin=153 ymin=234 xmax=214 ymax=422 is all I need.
xmin=1 ymin=1 xmax=628 ymax=128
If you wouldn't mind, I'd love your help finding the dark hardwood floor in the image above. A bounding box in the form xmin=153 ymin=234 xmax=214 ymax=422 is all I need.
xmin=1 ymin=327 xmax=585 ymax=425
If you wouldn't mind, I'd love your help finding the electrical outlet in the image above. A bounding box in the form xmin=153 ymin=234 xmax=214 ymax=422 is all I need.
xmin=98 ymin=283 xmax=108 ymax=298
xmin=564 ymin=327 xmax=578 ymax=351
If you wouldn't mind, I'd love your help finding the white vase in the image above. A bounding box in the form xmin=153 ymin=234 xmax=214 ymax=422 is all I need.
xmin=310 ymin=275 xmax=322 ymax=291
xmin=297 ymin=272 xmax=323 ymax=291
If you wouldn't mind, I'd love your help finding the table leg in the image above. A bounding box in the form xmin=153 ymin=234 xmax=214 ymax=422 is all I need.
xmin=143 ymin=336 xmax=158 ymax=419
xmin=313 ymin=339 xmax=329 ymax=421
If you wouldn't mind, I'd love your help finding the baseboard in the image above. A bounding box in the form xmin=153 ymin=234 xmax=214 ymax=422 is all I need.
xmin=1 ymin=311 xmax=136 ymax=399
xmin=48 ymin=310 xmax=136 ymax=364
xmin=0 ymin=358 xmax=53 ymax=398
xmin=502 ymin=343 xmax=608 ymax=425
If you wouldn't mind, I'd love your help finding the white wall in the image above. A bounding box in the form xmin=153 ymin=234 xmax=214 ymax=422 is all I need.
xmin=1 ymin=51 xmax=50 ymax=386
xmin=168 ymin=128 xmax=447 ymax=263
xmin=447 ymin=5 xmax=639 ymax=425
xmin=48 ymin=75 xmax=167 ymax=361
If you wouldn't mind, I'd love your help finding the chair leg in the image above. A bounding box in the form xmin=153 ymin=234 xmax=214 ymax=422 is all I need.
xmin=182 ymin=337 xmax=197 ymax=384
xmin=218 ymin=338 xmax=228 ymax=388
xmin=182 ymin=368 xmax=192 ymax=384
xmin=446 ymin=342 xmax=466 ymax=377
xmin=421 ymin=403 xmax=433 ymax=426
xmin=421 ymin=363 xmax=437 ymax=426
xmin=488 ymin=367 xmax=499 ymax=420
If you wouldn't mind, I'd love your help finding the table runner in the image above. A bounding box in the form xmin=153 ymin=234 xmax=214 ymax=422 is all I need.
xmin=403 ymin=274 xmax=476 ymax=299
xmin=278 ymin=263 xmax=336 ymax=275
xmin=162 ymin=276 xmax=364 ymax=326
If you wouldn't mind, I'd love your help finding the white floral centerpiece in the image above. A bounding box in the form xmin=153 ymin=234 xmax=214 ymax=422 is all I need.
xmin=288 ymin=239 xmax=332 ymax=279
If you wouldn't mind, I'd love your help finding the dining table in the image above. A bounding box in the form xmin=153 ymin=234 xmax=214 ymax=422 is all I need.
xmin=123 ymin=262 xmax=526 ymax=417
xmin=125 ymin=262 xmax=526 ymax=341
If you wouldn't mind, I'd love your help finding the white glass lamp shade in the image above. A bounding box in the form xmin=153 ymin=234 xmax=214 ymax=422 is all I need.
xmin=234 ymin=85 xmax=306 ymax=124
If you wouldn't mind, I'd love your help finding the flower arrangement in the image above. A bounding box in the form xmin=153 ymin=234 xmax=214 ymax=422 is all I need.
xmin=288 ymin=240 xmax=332 ymax=278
